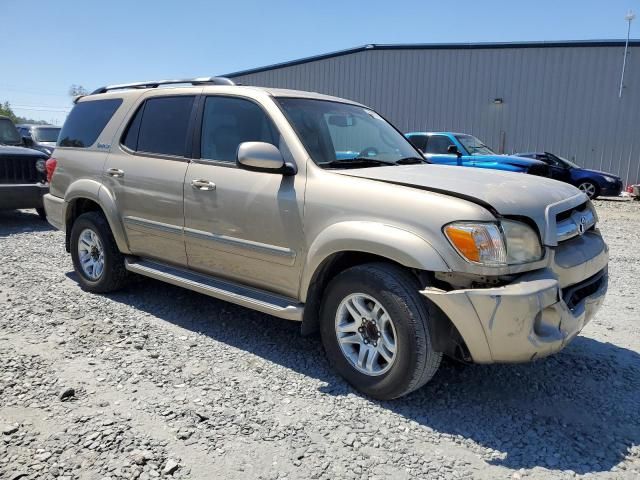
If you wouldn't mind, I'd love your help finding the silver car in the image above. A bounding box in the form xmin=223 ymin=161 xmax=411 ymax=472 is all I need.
xmin=43 ymin=77 xmax=609 ymax=399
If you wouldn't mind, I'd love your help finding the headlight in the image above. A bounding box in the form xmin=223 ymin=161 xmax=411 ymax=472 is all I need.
xmin=444 ymin=220 xmax=542 ymax=266
xmin=500 ymin=219 xmax=543 ymax=264
xmin=603 ymin=175 xmax=616 ymax=183
xmin=35 ymin=159 xmax=46 ymax=172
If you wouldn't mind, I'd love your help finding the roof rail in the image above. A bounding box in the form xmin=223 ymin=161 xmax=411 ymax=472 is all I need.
xmin=90 ymin=77 xmax=235 ymax=95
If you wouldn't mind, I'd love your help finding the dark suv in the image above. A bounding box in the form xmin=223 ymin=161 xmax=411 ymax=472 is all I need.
xmin=0 ymin=116 xmax=50 ymax=219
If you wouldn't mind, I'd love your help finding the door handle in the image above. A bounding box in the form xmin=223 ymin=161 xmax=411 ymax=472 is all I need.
xmin=191 ymin=179 xmax=216 ymax=191
xmin=107 ymin=168 xmax=125 ymax=178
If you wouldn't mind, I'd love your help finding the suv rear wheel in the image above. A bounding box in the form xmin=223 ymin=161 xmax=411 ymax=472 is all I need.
xmin=70 ymin=211 xmax=129 ymax=293
xmin=320 ymin=263 xmax=442 ymax=400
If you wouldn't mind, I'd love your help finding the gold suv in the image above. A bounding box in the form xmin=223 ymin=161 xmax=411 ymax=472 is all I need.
xmin=44 ymin=77 xmax=609 ymax=399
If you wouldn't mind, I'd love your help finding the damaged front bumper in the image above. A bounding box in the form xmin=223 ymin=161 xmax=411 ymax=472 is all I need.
xmin=422 ymin=231 xmax=609 ymax=363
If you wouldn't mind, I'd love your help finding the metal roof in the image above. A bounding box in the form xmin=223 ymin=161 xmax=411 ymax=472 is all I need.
xmin=225 ymin=39 xmax=640 ymax=78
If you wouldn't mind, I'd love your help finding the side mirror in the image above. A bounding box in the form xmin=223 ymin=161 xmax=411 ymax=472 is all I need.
xmin=237 ymin=142 xmax=288 ymax=174
xmin=22 ymin=136 xmax=34 ymax=147
xmin=447 ymin=144 xmax=461 ymax=157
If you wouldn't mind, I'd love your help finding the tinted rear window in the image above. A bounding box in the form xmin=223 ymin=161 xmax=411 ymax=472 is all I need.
xmin=135 ymin=96 xmax=195 ymax=157
xmin=58 ymin=99 xmax=122 ymax=148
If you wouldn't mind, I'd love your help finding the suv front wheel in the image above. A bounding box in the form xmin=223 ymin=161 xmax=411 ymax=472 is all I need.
xmin=320 ymin=263 xmax=442 ymax=400
xmin=70 ymin=211 xmax=129 ymax=293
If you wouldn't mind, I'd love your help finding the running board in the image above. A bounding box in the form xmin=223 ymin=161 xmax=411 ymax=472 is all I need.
xmin=125 ymin=259 xmax=304 ymax=321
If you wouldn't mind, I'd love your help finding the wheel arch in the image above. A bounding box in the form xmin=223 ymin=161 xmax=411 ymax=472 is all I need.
xmin=64 ymin=180 xmax=130 ymax=254
xmin=299 ymin=222 xmax=453 ymax=339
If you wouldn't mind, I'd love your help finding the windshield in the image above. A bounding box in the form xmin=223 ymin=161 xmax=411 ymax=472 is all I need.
xmin=277 ymin=98 xmax=422 ymax=167
xmin=0 ymin=118 xmax=22 ymax=145
xmin=550 ymin=153 xmax=581 ymax=169
xmin=33 ymin=127 xmax=61 ymax=143
xmin=455 ymin=134 xmax=495 ymax=156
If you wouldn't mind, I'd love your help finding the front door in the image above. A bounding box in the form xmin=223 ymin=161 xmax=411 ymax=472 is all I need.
xmin=183 ymin=95 xmax=305 ymax=298
xmin=423 ymin=135 xmax=461 ymax=165
xmin=103 ymin=94 xmax=197 ymax=266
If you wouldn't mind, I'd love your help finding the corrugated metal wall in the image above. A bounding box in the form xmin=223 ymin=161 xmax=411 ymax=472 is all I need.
xmin=230 ymin=45 xmax=640 ymax=185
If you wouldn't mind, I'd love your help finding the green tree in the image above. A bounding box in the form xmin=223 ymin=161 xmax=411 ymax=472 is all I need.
xmin=0 ymin=100 xmax=49 ymax=125
xmin=68 ymin=84 xmax=88 ymax=97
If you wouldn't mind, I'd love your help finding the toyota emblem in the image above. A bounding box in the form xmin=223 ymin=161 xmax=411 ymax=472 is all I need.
xmin=578 ymin=215 xmax=588 ymax=234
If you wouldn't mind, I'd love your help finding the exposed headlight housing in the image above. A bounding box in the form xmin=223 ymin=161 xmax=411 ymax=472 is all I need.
xmin=500 ymin=219 xmax=543 ymax=264
xmin=444 ymin=220 xmax=543 ymax=266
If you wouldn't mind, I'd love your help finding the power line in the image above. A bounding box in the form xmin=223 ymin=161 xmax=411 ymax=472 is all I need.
xmin=12 ymin=103 xmax=71 ymax=110
xmin=0 ymin=85 xmax=70 ymax=97
xmin=12 ymin=106 xmax=71 ymax=112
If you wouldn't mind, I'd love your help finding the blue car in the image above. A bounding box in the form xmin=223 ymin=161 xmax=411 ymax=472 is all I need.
xmin=516 ymin=152 xmax=623 ymax=199
xmin=405 ymin=132 xmax=551 ymax=178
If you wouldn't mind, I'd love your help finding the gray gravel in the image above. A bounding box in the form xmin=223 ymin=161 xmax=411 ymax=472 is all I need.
xmin=1 ymin=199 xmax=639 ymax=480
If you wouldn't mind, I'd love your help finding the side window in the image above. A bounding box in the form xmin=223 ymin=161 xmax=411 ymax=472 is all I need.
xmin=136 ymin=96 xmax=195 ymax=157
xmin=58 ymin=99 xmax=122 ymax=148
xmin=200 ymin=96 xmax=278 ymax=162
xmin=122 ymin=103 xmax=145 ymax=151
xmin=425 ymin=135 xmax=454 ymax=155
xmin=408 ymin=135 xmax=427 ymax=152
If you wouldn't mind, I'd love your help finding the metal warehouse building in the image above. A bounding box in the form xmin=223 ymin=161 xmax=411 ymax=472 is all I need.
xmin=227 ymin=40 xmax=640 ymax=185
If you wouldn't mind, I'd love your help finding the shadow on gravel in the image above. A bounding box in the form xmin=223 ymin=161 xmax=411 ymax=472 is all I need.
xmin=95 ymin=275 xmax=639 ymax=476
xmin=0 ymin=209 xmax=53 ymax=236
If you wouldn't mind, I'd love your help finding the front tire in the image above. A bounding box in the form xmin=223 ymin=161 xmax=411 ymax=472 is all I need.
xmin=320 ymin=263 xmax=442 ymax=400
xmin=70 ymin=211 xmax=129 ymax=293
xmin=578 ymin=181 xmax=599 ymax=199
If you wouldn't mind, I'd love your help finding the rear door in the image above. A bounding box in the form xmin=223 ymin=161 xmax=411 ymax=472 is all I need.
xmin=103 ymin=92 xmax=198 ymax=266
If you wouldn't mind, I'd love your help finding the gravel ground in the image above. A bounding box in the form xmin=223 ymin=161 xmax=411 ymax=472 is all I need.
xmin=1 ymin=199 xmax=639 ymax=480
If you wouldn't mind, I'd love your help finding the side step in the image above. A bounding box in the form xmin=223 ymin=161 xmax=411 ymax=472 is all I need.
xmin=125 ymin=258 xmax=304 ymax=321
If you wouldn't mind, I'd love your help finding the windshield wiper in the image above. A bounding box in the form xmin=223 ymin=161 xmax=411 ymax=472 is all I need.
xmin=321 ymin=158 xmax=396 ymax=169
xmin=393 ymin=157 xmax=426 ymax=165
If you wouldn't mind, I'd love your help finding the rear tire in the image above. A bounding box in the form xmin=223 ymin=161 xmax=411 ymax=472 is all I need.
xmin=70 ymin=211 xmax=129 ymax=293
xmin=320 ymin=262 xmax=442 ymax=400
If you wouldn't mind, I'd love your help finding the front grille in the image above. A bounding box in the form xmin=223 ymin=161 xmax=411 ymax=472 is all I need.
xmin=0 ymin=156 xmax=40 ymax=184
xmin=555 ymin=202 xmax=595 ymax=243
xmin=527 ymin=163 xmax=550 ymax=177
xmin=556 ymin=202 xmax=587 ymax=221
xmin=562 ymin=268 xmax=606 ymax=310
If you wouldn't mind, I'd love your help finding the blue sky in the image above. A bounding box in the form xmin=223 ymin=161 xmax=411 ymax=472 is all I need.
xmin=1 ymin=0 xmax=638 ymax=125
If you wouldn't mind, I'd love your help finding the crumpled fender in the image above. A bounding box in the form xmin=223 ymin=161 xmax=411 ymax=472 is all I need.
xmin=300 ymin=221 xmax=450 ymax=301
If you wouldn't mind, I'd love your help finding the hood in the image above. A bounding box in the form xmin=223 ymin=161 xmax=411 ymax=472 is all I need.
xmin=0 ymin=144 xmax=49 ymax=158
xmin=338 ymin=164 xmax=585 ymax=242
xmin=575 ymin=168 xmax=619 ymax=179
xmin=465 ymin=154 xmax=544 ymax=168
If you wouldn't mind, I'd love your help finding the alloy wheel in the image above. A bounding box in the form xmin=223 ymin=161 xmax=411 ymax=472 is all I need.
xmin=334 ymin=293 xmax=397 ymax=376
xmin=578 ymin=182 xmax=597 ymax=198
xmin=77 ymin=228 xmax=105 ymax=280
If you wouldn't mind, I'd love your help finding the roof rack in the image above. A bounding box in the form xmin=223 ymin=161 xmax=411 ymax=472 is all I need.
xmin=89 ymin=77 xmax=235 ymax=95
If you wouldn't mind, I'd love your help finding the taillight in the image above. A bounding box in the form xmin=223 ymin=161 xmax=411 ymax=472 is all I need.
xmin=45 ymin=157 xmax=57 ymax=183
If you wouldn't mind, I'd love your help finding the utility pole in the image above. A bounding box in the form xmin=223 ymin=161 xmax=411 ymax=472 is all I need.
xmin=619 ymin=10 xmax=636 ymax=98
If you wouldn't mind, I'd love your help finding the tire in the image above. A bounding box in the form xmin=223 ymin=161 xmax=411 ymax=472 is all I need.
xmin=320 ymin=262 xmax=442 ymax=400
xmin=70 ymin=211 xmax=129 ymax=293
xmin=577 ymin=181 xmax=599 ymax=199
xmin=35 ymin=207 xmax=47 ymax=220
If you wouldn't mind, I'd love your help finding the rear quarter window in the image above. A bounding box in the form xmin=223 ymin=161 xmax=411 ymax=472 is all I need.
xmin=58 ymin=99 xmax=122 ymax=148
